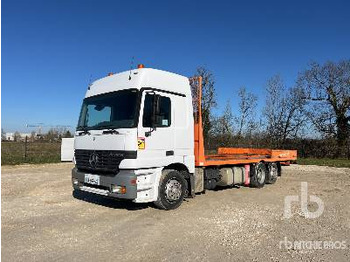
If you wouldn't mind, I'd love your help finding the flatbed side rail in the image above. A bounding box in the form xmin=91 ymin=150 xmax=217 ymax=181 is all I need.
xmin=218 ymin=147 xmax=297 ymax=160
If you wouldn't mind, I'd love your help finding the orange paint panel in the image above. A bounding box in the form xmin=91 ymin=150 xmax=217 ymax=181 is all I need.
xmin=271 ymin=150 xmax=297 ymax=159
xmin=218 ymin=147 xmax=272 ymax=155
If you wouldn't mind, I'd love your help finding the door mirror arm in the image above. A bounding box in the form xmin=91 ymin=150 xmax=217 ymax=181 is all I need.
xmin=145 ymin=94 xmax=160 ymax=137
xmin=145 ymin=126 xmax=156 ymax=137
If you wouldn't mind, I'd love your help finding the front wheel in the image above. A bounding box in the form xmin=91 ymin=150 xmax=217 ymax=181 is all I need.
xmin=154 ymin=170 xmax=187 ymax=210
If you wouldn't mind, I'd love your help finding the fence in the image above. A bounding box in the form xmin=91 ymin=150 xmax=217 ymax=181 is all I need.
xmin=1 ymin=140 xmax=61 ymax=165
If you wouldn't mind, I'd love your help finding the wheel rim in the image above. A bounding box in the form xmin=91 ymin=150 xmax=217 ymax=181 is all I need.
xmin=257 ymin=166 xmax=265 ymax=184
xmin=165 ymin=178 xmax=182 ymax=202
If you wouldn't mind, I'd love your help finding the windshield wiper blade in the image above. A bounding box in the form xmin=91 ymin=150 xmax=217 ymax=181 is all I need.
xmin=78 ymin=130 xmax=91 ymax=136
xmin=102 ymin=128 xmax=120 ymax=135
xmin=77 ymin=126 xmax=91 ymax=136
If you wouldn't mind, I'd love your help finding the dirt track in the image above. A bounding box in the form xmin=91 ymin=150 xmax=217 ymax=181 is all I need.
xmin=2 ymin=163 xmax=350 ymax=261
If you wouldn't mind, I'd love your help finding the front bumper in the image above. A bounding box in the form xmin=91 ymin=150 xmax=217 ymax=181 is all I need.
xmin=72 ymin=167 xmax=137 ymax=200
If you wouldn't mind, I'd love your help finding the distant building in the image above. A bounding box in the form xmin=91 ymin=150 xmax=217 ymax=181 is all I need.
xmin=5 ymin=133 xmax=15 ymax=141
xmin=4 ymin=132 xmax=33 ymax=141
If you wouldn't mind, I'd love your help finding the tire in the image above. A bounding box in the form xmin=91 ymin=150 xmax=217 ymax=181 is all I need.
xmin=154 ymin=170 xmax=187 ymax=210
xmin=277 ymin=162 xmax=282 ymax=177
xmin=250 ymin=162 xmax=267 ymax=188
xmin=266 ymin=162 xmax=278 ymax=184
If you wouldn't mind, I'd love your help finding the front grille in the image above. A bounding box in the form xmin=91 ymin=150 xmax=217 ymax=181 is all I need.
xmin=75 ymin=149 xmax=137 ymax=174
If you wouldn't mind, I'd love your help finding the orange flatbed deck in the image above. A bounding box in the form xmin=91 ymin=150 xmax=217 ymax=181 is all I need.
xmin=198 ymin=147 xmax=297 ymax=166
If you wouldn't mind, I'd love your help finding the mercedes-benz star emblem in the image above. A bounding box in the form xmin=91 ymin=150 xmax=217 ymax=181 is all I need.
xmin=89 ymin=152 xmax=99 ymax=168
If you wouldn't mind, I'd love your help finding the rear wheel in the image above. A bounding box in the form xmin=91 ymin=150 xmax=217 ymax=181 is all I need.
xmin=250 ymin=162 xmax=267 ymax=188
xmin=266 ymin=162 xmax=278 ymax=184
xmin=154 ymin=170 xmax=187 ymax=210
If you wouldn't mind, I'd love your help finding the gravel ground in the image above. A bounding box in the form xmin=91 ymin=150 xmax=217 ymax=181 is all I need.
xmin=2 ymin=163 xmax=350 ymax=261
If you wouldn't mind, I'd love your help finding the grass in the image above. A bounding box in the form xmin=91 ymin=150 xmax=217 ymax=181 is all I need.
xmin=298 ymin=158 xmax=350 ymax=168
xmin=1 ymin=142 xmax=61 ymax=165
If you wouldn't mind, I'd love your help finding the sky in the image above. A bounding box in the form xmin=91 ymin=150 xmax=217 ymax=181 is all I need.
xmin=2 ymin=0 xmax=350 ymax=133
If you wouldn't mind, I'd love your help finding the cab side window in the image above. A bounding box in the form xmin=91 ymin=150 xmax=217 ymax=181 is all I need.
xmin=143 ymin=94 xmax=171 ymax=127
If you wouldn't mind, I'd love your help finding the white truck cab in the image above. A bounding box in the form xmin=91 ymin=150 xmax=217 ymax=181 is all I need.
xmin=72 ymin=67 xmax=195 ymax=208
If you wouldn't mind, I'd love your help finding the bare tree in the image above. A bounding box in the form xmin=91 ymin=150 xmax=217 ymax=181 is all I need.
xmin=45 ymin=128 xmax=58 ymax=141
xmin=210 ymin=101 xmax=235 ymax=148
xmin=235 ymin=87 xmax=258 ymax=137
xmin=30 ymin=131 xmax=36 ymax=142
xmin=264 ymin=75 xmax=306 ymax=147
xmin=44 ymin=127 xmax=72 ymax=141
xmin=297 ymin=60 xmax=350 ymax=156
xmin=63 ymin=130 xmax=73 ymax=138
xmin=195 ymin=67 xmax=217 ymax=144
xmin=212 ymin=100 xmax=234 ymax=136
xmin=1 ymin=128 xmax=5 ymax=141
xmin=13 ymin=131 xmax=21 ymax=142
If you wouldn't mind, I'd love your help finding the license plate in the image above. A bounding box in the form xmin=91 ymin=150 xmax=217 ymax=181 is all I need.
xmin=84 ymin=174 xmax=100 ymax=185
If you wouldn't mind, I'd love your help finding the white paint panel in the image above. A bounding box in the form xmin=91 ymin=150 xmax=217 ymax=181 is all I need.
xmin=74 ymin=129 xmax=138 ymax=151
xmin=61 ymin=138 xmax=74 ymax=162
xmin=86 ymin=68 xmax=191 ymax=98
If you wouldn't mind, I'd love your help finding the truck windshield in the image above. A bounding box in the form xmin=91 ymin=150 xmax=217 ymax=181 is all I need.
xmin=77 ymin=89 xmax=139 ymax=130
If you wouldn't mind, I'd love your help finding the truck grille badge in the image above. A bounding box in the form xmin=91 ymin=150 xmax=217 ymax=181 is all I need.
xmin=89 ymin=152 xmax=99 ymax=168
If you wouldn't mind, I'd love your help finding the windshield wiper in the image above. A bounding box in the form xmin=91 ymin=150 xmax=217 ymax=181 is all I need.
xmin=77 ymin=126 xmax=91 ymax=136
xmin=97 ymin=124 xmax=120 ymax=135
xmin=102 ymin=128 xmax=120 ymax=135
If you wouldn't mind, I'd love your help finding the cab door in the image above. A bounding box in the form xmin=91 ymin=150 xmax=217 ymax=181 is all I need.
xmin=137 ymin=91 xmax=175 ymax=167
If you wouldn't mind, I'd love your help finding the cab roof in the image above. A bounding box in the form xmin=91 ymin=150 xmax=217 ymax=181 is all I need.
xmin=85 ymin=68 xmax=191 ymax=98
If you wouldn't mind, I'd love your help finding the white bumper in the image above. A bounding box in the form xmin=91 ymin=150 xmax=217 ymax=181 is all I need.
xmin=134 ymin=168 xmax=163 ymax=203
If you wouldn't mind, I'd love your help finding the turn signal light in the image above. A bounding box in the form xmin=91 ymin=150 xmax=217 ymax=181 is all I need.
xmin=137 ymin=64 xmax=145 ymax=69
xmin=120 ymin=187 xmax=127 ymax=194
